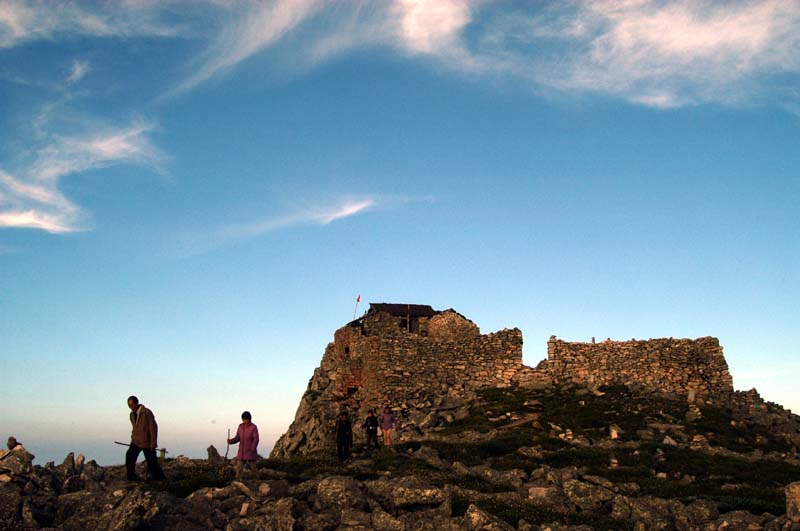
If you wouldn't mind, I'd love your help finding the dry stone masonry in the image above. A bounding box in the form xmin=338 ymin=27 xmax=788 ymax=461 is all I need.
xmin=535 ymin=335 xmax=733 ymax=397
xmin=271 ymin=303 xmax=735 ymax=457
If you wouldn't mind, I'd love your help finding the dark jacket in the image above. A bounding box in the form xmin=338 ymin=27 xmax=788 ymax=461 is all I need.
xmin=362 ymin=415 xmax=379 ymax=434
xmin=335 ymin=418 xmax=353 ymax=444
xmin=130 ymin=404 xmax=158 ymax=448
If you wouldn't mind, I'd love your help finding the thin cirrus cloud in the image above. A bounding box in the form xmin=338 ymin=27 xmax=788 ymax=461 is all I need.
xmin=2 ymin=0 xmax=797 ymax=108
xmin=66 ymin=60 xmax=90 ymax=84
xmin=175 ymin=0 xmax=799 ymax=110
xmin=0 ymin=121 xmax=165 ymax=233
xmin=175 ymin=198 xmax=378 ymax=255
xmin=518 ymin=0 xmax=800 ymax=108
xmin=0 ymin=0 xmax=179 ymax=48
xmin=220 ymin=197 xmax=376 ymax=240
xmin=172 ymin=0 xmax=475 ymax=94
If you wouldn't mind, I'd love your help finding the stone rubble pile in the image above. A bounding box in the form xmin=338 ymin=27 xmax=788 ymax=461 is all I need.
xmin=2 ymin=443 xmax=800 ymax=530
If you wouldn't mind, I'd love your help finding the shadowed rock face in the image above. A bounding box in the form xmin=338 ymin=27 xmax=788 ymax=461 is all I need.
xmin=271 ymin=305 xmax=734 ymax=459
xmin=2 ymin=382 xmax=799 ymax=530
xmin=271 ymin=306 xmax=524 ymax=459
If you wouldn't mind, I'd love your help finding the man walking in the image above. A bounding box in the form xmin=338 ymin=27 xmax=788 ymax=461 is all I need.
xmin=125 ymin=395 xmax=166 ymax=481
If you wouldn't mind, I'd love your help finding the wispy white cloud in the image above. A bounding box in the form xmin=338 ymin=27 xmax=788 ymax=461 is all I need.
xmin=172 ymin=0 xmax=799 ymax=110
xmin=0 ymin=121 xmax=165 ymax=233
xmin=222 ymin=197 xmax=376 ymax=239
xmin=522 ymin=0 xmax=800 ymax=108
xmin=174 ymin=0 xmax=323 ymax=93
xmin=66 ymin=60 xmax=90 ymax=85
xmin=2 ymin=1 xmax=797 ymax=109
xmin=171 ymin=0 xmax=478 ymax=94
xmin=0 ymin=0 xmax=179 ymax=48
xmin=175 ymin=196 xmax=382 ymax=255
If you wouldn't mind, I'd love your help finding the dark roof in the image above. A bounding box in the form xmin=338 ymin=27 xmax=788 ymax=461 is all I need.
xmin=369 ymin=303 xmax=440 ymax=318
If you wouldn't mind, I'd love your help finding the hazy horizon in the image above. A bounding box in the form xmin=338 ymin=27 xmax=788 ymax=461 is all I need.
xmin=2 ymin=1 xmax=798 ymax=467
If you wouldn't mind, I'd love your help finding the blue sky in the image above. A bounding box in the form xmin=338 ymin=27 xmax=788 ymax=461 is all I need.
xmin=1 ymin=0 xmax=798 ymax=465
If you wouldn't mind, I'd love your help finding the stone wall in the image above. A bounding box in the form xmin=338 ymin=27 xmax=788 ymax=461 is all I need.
xmin=361 ymin=328 xmax=522 ymax=405
xmin=427 ymin=310 xmax=481 ymax=341
xmin=332 ymin=326 xmax=522 ymax=406
xmin=536 ymin=336 xmax=733 ymax=396
xmin=272 ymin=304 xmax=738 ymax=457
xmin=271 ymin=308 xmax=524 ymax=458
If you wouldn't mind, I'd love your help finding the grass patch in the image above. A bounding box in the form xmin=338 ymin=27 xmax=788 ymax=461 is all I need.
xmin=686 ymin=404 xmax=793 ymax=454
xmin=582 ymin=444 xmax=800 ymax=516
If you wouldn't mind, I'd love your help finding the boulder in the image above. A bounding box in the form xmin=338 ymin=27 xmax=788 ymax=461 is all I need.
xmin=463 ymin=503 xmax=514 ymax=530
xmin=562 ymin=479 xmax=614 ymax=513
xmin=258 ymin=498 xmax=300 ymax=531
xmin=788 ymin=481 xmax=800 ymax=523
xmin=366 ymin=476 xmax=448 ymax=514
xmin=0 ymin=483 xmax=22 ymax=529
xmin=315 ymin=476 xmax=367 ymax=512
xmin=0 ymin=444 xmax=35 ymax=475
xmin=207 ymin=445 xmax=222 ymax=463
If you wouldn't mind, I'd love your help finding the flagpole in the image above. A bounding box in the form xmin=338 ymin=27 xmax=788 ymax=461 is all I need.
xmin=353 ymin=295 xmax=361 ymax=320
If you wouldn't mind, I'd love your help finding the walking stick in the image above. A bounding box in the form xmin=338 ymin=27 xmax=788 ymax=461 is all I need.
xmin=224 ymin=429 xmax=230 ymax=461
xmin=114 ymin=441 xmax=168 ymax=453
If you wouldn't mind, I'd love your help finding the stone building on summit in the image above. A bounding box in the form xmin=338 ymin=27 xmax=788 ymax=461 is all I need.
xmin=270 ymin=303 xmax=733 ymax=458
xmin=330 ymin=303 xmax=521 ymax=407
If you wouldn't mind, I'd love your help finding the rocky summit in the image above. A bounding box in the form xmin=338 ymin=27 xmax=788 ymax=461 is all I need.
xmin=2 ymin=306 xmax=800 ymax=530
xmin=3 ymin=384 xmax=800 ymax=530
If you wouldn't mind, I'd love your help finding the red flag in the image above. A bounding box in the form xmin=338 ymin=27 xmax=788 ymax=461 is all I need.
xmin=356 ymin=295 xmax=361 ymax=302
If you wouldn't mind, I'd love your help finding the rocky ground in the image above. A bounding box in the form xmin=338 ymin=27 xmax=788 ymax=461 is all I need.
xmin=3 ymin=384 xmax=800 ymax=530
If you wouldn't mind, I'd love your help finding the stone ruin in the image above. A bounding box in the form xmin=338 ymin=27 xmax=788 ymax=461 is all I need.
xmin=270 ymin=303 xmax=734 ymax=457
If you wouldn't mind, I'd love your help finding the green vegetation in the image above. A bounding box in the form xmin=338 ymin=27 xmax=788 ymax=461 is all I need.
xmin=436 ymin=385 xmax=799 ymax=519
xmin=213 ymin=384 xmax=798 ymax=525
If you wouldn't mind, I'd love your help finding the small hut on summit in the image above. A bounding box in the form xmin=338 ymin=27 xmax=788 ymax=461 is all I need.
xmin=365 ymin=303 xmax=440 ymax=335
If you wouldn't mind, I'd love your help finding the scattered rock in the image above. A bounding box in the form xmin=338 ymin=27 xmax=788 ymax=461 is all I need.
xmin=463 ymin=503 xmax=514 ymax=530
xmin=207 ymin=445 xmax=222 ymax=463
xmin=787 ymin=482 xmax=800 ymax=522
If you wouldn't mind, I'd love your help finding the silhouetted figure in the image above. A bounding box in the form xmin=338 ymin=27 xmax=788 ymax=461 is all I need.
xmin=362 ymin=410 xmax=380 ymax=452
xmin=125 ymin=395 xmax=166 ymax=481
xmin=335 ymin=412 xmax=353 ymax=461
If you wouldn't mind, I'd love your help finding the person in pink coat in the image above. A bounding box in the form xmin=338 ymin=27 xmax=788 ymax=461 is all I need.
xmin=227 ymin=411 xmax=259 ymax=479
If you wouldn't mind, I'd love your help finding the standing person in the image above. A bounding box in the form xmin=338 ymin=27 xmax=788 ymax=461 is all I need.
xmin=380 ymin=407 xmax=398 ymax=447
xmin=227 ymin=411 xmax=259 ymax=480
xmin=362 ymin=410 xmax=380 ymax=453
xmin=125 ymin=396 xmax=166 ymax=481
xmin=335 ymin=412 xmax=353 ymax=461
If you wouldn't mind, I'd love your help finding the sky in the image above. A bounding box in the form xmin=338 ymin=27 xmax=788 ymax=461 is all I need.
xmin=1 ymin=0 xmax=798 ymax=465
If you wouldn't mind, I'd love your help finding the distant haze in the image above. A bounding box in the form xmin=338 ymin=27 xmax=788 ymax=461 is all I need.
xmin=1 ymin=1 xmax=798 ymax=465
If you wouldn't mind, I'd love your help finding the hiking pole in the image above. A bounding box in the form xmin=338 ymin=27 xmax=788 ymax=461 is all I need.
xmin=224 ymin=429 xmax=230 ymax=461
xmin=114 ymin=441 xmax=168 ymax=454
